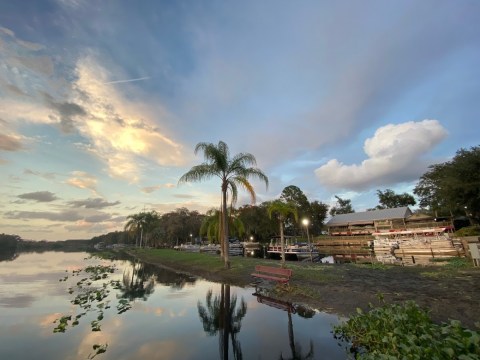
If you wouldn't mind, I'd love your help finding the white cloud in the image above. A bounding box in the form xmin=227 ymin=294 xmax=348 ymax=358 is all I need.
xmin=69 ymin=56 xmax=187 ymax=181
xmin=315 ymin=120 xmax=448 ymax=191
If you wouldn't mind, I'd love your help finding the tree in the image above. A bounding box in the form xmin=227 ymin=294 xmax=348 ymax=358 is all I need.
xmin=179 ymin=141 xmax=269 ymax=269
xmin=267 ymin=200 xmax=298 ymax=268
xmin=372 ymin=189 xmax=416 ymax=210
xmin=124 ymin=211 xmax=160 ymax=248
xmin=414 ymin=145 xmax=480 ymax=223
xmin=200 ymin=208 xmax=245 ymax=244
xmin=308 ymin=201 xmax=329 ymax=236
xmin=329 ymin=196 xmax=354 ymax=217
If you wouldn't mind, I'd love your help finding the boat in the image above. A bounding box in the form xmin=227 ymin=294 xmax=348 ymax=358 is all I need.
xmin=174 ymin=243 xmax=201 ymax=252
xmin=267 ymin=236 xmax=318 ymax=261
xmin=199 ymin=243 xmax=221 ymax=255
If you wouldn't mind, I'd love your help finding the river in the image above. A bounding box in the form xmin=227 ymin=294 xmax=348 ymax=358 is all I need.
xmin=0 ymin=251 xmax=348 ymax=359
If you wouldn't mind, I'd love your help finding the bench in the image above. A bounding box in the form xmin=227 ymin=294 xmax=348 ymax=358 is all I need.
xmin=251 ymin=265 xmax=292 ymax=286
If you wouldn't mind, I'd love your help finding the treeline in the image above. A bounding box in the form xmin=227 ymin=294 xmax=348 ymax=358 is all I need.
xmin=0 ymin=233 xmax=93 ymax=261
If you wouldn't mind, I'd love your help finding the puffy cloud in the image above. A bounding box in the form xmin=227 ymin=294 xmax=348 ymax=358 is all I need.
xmin=17 ymin=191 xmax=58 ymax=202
xmin=67 ymin=198 xmax=120 ymax=209
xmin=315 ymin=120 xmax=448 ymax=191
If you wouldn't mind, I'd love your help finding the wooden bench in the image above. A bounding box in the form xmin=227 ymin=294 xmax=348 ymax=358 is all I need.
xmin=251 ymin=265 xmax=292 ymax=286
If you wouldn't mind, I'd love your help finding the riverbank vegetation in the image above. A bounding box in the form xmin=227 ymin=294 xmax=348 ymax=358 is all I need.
xmin=334 ymin=299 xmax=480 ymax=359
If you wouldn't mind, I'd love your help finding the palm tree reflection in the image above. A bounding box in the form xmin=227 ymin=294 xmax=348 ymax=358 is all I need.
xmin=198 ymin=284 xmax=247 ymax=360
xmin=118 ymin=259 xmax=155 ymax=301
xmin=253 ymin=292 xmax=314 ymax=360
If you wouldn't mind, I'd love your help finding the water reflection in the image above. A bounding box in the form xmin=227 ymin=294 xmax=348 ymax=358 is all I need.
xmin=198 ymin=284 xmax=248 ymax=359
xmin=0 ymin=248 xmax=19 ymax=262
xmin=253 ymin=292 xmax=314 ymax=360
xmin=119 ymin=259 xmax=156 ymax=301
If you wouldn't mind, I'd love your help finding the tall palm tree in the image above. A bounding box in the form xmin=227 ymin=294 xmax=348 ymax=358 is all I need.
xmin=267 ymin=200 xmax=298 ymax=268
xmin=179 ymin=141 xmax=268 ymax=269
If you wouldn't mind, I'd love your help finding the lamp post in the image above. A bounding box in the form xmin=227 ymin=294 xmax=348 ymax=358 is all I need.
xmin=302 ymin=218 xmax=313 ymax=262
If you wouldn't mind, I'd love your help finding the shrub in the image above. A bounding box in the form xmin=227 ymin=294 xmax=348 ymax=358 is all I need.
xmin=455 ymin=225 xmax=480 ymax=237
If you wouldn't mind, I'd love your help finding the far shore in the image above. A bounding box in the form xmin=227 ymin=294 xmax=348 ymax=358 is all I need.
xmin=124 ymin=248 xmax=480 ymax=329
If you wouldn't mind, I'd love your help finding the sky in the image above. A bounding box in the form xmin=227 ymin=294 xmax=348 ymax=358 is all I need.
xmin=0 ymin=0 xmax=479 ymax=241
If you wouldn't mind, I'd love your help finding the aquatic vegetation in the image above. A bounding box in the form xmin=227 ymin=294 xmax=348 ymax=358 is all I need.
xmin=334 ymin=299 xmax=480 ymax=359
xmin=53 ymin=260 xmax=136 ymax=357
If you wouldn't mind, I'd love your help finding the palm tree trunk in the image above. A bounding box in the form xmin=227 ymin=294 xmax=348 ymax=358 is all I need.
xmin=280 ymin=220 xmax=286 ymax=268
xmin=222 ymin=187 xmax=230 ymax=269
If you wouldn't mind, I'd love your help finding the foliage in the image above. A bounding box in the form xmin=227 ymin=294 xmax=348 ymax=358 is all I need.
xmin=267 ymin=200 xmax=299 ymax=268
xmin=414 ymin=145 xmax=480 ymax=222
xmin=370 ymin=189 xmax=416 ymax=210
xmin=308 ymin=200 xmax=329 ymax=236
xmin=455 ymin=225 xmax=480 ymax=237
xmin=334 ymin=300 xmax=480 ymax=359
xmin=236 ymin=204 xmax=278 ymax=242
xmin=156 ymin=207 xmax=204 ymax=246
xmin=179 ymin=140 xmax=268 ymax=269
xmin=124 ymin=210 xmax=160 ymax=247
xmin=329 ymin=196 xmax=355 ymax=216
xmin=200 ymin=208 xmax=245 ymax=243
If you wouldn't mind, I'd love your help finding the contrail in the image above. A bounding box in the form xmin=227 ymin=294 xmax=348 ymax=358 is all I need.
xmin=104 ymin=76 xmax=150 ymax=84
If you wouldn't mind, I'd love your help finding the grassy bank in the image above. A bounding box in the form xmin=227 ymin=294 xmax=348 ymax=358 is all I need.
xmin=127 ymin=248 xmax=335 ymax=287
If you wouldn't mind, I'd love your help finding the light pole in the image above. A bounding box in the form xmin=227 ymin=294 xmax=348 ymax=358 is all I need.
xmin=302 ymin=218 xmax=313 ymax=262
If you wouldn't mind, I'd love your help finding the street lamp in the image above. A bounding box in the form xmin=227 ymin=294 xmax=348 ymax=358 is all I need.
xmin=302 ymin=218 xmax=313 ymax=262
xmin=189 ymin=233 xmax=193 ymax=244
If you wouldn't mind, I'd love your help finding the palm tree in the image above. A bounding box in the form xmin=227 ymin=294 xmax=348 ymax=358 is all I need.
xmin=267 ymin=200 xmax=298 ymax=268
xmin=179 ymin=141 xmax=268 ymax=269
xmin=124 ymin=211 xmax=160 ymax=248
xmin=201 ymin=208 xmax=245 ymax=244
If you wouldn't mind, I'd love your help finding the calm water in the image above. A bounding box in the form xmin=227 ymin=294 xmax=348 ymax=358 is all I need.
xmin=0 ymin=251 xmax=348 ymax=360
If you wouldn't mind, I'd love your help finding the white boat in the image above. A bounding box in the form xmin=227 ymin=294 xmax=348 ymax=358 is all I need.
xmin=175 ymin=243 xmax=201 ymax=252
xmin=267 ymin=236 xmax=318 ymax=261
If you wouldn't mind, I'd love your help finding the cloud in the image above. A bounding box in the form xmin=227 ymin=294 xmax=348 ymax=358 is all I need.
xmin=69 ymin=55 xmax=187 ymax=182
xmin=315 ymin=120 xmax=448 ymax=191
xmin=84 ymin=213 xmax=112 ymax=223
xmin=17 ymin=191 xmax=58 ymax=202
xmin=140 ymin=183 xmax=175 ymax=193
xmin=24 ymin=169 xmax=57 ymax=180
xmin=5 ymin=210 xmax=83 ymax=221
xmin=67 ymin=198 xmax=120 ymax=209
xmin=66 ymin=171 xmax=97 ymax=192
xmin=0 ymin=27 xmax=187 ymax=184
xmin=173 ymin=194 xmax=195 ymax=199
xmin=0 ymin=134 xmax=23 ymax=151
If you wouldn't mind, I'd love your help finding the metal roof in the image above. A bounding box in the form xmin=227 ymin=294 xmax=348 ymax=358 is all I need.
xmin=326 ymin=207 xmax=412 ymax=226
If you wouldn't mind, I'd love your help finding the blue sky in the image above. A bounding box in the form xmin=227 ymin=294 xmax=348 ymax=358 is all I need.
xmin=1 ymin=0 xmax=479 ymax=240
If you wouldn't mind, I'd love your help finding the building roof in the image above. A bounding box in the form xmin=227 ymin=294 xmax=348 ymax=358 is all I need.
xmin=326 ymin=207 xmax=412 ymax=226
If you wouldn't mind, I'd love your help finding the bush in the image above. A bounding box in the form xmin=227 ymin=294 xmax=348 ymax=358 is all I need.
xmin=334 ymin=300 xmax=480 ymax=359
xmin=455 ymin=226 xmax=480 ymax=237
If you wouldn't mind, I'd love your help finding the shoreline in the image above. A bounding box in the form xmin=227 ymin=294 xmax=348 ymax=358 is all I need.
xmin=125 ymin=248 xmax=480 ymax=329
